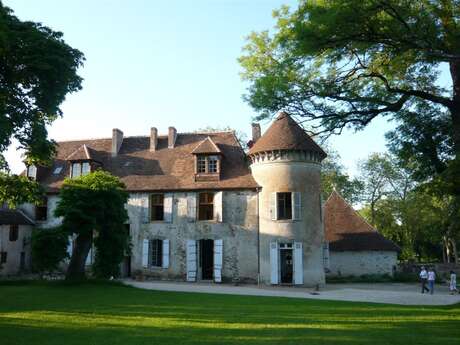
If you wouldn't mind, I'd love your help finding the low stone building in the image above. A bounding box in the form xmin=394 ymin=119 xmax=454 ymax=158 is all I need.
xmin=22 ymin=112 xmax=328 ymax=286
xmin=0 ymin=208 xmax=34 ymax=275
xmin=323 ymin=191 xmax=400 ymax=277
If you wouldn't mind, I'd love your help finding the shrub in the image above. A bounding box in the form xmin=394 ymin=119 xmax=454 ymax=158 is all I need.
xmin=31 ymin=227 xmax=69 ymax=275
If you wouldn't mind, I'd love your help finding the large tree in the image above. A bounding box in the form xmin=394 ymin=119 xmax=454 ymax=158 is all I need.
xmin=239 ymin=0 xmax=460 ymax=184
xmin=54 ymin=171 xmax=130 ymax=280
xmin=0 ymin=3 xmax=84 ymax=204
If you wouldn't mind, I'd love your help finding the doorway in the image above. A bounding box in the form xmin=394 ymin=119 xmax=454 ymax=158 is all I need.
xmin=199 ymin=239 xmax=214 ymax=280
xmin=279 ymin=243 xmax=293 ymax=284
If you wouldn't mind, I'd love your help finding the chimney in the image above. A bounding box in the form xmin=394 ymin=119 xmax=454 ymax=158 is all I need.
xmin=150 ymin=127 xmax=158 ymax=152
xmin=168 ymin=126 xmax=177 ymax=149
xmin=112 ymin=128 xmax=123 ymax=156
xmin=252 ymin=123 xmax=261 ymax=143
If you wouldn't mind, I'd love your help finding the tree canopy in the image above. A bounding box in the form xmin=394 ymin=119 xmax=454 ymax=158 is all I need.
xmin=54 ymin=170 xmax=130 ymax=280
xmin=0 ymin=2 xmax=84 ymax=204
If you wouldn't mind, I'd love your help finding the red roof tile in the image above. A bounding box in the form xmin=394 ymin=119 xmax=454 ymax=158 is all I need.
xmin=248 ymin=112 xmax=327 ymax=159
xmin=324 ymin=190 xmax=400 ymax=252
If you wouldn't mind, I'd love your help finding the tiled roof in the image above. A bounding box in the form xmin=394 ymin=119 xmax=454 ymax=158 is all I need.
xmin=191 ymin=137 xmax=222 ymax=154
xmin=37 ymin=132 xmax=258 ymax=193
xmin=248 ymin=112 xmax=327 ymax=159
xmin=324 ymin=190 xmax=400 ymax=252
xmin=65 ymin=144 xmax=93 ymax=161
xmin=0 ymin=209 xmax=34 ymax=225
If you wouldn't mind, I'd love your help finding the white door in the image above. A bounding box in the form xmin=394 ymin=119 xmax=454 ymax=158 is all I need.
xmin=270 ymin=242 xmax=279 ymax=284
xmin=293 ymin=242 xmax=303 ymax=285
xmin=213 ymin=239 xmax=223 ymax=283
xmin=186 ymin=240 xmax=197 ymax=282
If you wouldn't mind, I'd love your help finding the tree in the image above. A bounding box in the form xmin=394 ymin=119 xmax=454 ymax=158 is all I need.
xmin=239 ymin=0 xmax=460 ymax=188
xmin=54 ymin=171 xmax=129 ymax=280
xmin=321 ymin=147 xmax=363 ymax=204
xmin=0 ymin=3 xmax=84 ymax=203
xmin=0 ymin=173 xmax=43 ymax=207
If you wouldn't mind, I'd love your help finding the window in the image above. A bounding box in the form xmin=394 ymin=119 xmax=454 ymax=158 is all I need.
xmin=198 ymin=192 xmax=214 ymax=220
xmin=53 ymin=166 xmax=63 ymax=175
xmin=197 ymin=156 xmax=206 ymax=173
xmin=71 ymin=162 xmax=91 ymax=178
xmin=196 ymin=155 xmax=219 ymax=174
xmin=9 ymin=225 xmax=18 ymax=242
xmin=151 ymin=239 xmax=163 ymax=267
xmin=150 ymin=194 xmax=164 ymax=221
xmin=35 ymin=197 xmax=48 ymax=221
xmin=208 ymin=156 xmax=218 ymax=173
xmin=27 ymin=165 xmax=37 ymax=179
xmin=0 ymin=252 xmax=7 ymax=264
xmin=277 ymin=192 xmax=292 ymax=220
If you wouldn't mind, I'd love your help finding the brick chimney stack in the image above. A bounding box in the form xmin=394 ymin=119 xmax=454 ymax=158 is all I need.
xmin=111 ymin=128 xmax=123 ymax=156
xmin=168 ymin=127 xmax=177 ymax=149
xmin=150 ymin=127 xmax=158 ymax=152
xmin=252 ymin=123 xmax=261 ymax=143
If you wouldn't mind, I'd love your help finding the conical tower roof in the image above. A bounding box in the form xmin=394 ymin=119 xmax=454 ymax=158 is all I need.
xmin=248 ymin=112 xmax=326 ymax=159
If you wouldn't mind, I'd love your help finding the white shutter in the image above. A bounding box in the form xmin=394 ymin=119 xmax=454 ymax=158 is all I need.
xmin=141 ymin=195 xmax=150 ymax=223
xmin=187 ymin=193 xmax=197 ymax=222
xmin=186 ymin=240 xmax=197 ymax=281
xmin=292 ymin=192 xmax=301 ymax=220
xmin=85 ymin=246 xmax=92 ymax=266
xmin=294 ymin=242 xmax=303 ymax=285
xmin=213 ymin=239 xmax=223 ymax=283
xmin=213 ymin=191 xmax=223 ymax=222
xmin=270 ymin=192 xmax=277 ymax=220
xmin=164 ymin=193 xmax=173 ymax=223
xmin=162 ymin=239 xmax=170 ymax=268
xmin=270 ymin=242 xmax=279 ymax=284
xmin=67 ymin=237 xmax=73 ymax=258
xmin=142 ymin=239 xmax=150 ymax=268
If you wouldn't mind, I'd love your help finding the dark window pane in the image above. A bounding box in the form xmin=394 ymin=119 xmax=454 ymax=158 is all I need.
xmin=198 ymin=192 xmax=214 ymax=220
xmin=197 ymin=156 xmax=206 ymax=173
xmin=9 ymin=225 xmax=18 ymax=241
xmin=150 ymin=194 xmax=164 ymax=221
xmin=277 ymin=192 xmax=292 ymax=220
xmin=35 ymin=197 xmax=48 ymax=221
xmin=208 ymin=156 xmax=218 ymax=173
xmin=151 ymin=239 xmax=163 ymax=267
xmin=0 ymin=252 xmax=7 ymax=264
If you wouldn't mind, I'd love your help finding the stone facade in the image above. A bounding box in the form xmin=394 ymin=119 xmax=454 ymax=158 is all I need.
xmin=328 ymin=251 xmax=397 ymax=277
xmin=0 ymin=224 xmax=33 ymax=275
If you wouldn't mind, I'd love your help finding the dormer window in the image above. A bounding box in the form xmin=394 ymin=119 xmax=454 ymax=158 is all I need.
xmin=26 ymin=165 xmax=37 ymax=180
xmin=71 ymin=161 xmax=91 ymax=178
xmin=191 ymin=137 xmax=222 ymax=182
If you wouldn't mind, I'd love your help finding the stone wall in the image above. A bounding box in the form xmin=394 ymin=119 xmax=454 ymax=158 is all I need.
xmin=0 ymin=224 xmax=33 ymax=275
xmin=128 ymin=190 xmax=259 ymax=282
xmin=328 ymin=251 xmax=397 ymax=277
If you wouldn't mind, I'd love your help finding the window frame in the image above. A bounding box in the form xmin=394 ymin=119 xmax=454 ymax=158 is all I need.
xmin=35 ymin=197 xmax=48 ymax=221
xmin=150 ymin=239 xmax=163 ymax=267
xmin=150 ymin=193 xmax=165 ymax=221
xmin=26 ymin=165 xmax=37 ymax=179
xmin=196 ymin=155 xmax=220 ymax=174
xmin=277 ymin=192 xmax=293 ymax=220
xmin=0 ymin=252 xmax=7 ymax=264
xmin=71 ymin=161 xmax=91 ymax=178
xmin=198 ymin=192 xmax=214 ymax=221
xmin=9 ymin=225 xmax=19 ymax=242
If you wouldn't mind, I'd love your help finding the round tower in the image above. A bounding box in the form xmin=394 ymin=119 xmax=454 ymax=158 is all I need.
xmin=248 ymin=112 xmax=327 ymax=286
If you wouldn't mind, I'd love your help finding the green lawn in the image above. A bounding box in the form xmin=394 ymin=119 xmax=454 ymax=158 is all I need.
xmin=0 ymin=281 xmax=459 ymax=345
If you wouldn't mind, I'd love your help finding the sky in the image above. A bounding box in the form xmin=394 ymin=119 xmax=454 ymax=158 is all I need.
xmin=4 ymin=0 xmax=396 ymax=176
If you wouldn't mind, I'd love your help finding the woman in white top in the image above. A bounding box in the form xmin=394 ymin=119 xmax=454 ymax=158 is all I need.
xmin=427 ymin=268 xmax=436 ymax=295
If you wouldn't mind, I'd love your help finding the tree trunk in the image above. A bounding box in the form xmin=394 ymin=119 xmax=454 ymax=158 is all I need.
xmin=66 ymin=231 xmax=92 ymax=280
xmin=449 ymin=61 xmax=460 ymax=158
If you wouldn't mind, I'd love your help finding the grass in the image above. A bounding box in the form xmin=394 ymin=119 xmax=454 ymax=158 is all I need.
xmin=0 ymin=281 xmax=459 ymax=345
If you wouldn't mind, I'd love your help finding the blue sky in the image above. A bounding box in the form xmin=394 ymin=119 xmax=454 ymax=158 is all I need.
xmin=5 ymin=0 xmax=395 ymax=175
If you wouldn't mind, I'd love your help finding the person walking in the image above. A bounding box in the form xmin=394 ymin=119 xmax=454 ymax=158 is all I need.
xmin=419 ymin=266 xmax=429 ymax=294
xmin=449 ymin=271 xmax=458 ymax=295
xmin=427 ymin=267 xmax=436 ymax=295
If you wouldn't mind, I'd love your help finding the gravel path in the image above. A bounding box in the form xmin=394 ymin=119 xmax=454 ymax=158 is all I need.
xmin=123 ymin=280 xmax=460 ymax=306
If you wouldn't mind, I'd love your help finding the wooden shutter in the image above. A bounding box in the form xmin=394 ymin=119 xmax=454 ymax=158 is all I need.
xmin=293 ymin=242 xmax=303 ymax=285
xmin=213 ymin=239 xmax=223 ymax=283
xmin=323 ymin=242 xmax=330 ymax=270
xmin=292 ymin=192 xmax=301 ymax=220
xmin=164 ymin=193 xmax=173 ymax=223
xmin=270 ymin=242 xmax=279 ymax=284
xmin=141 ymin=195 xmax=150 ymax=224
xmin=187 ymin=193 xmax=197 ymax=222
xmin=85 ymin=246 xmax=92 ymax=266
xmin=142 ymin=239 xmax=149 ymax=268
xmin=162 ymin=239 xmax=170 ymax=268
xmin=186 ymin=240 xmax=197 ymax=281
xmin=270 ymin=192 xmax=277 ymax=220
xmin=213 ymin=191 xmax=223 ymax=222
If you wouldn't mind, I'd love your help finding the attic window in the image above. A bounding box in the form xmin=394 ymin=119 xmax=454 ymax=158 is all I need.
xmin=26 ymin=165 xmax=37 ymax=179
xmin=196 ymin=155 xmax=220 ymax=174
xmin=71 ymin=162 xmax=91 ymax=178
